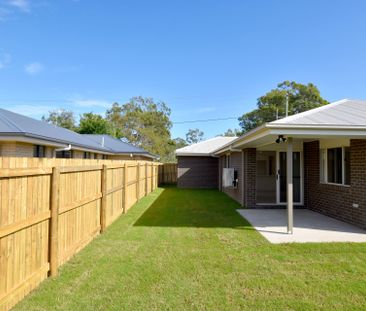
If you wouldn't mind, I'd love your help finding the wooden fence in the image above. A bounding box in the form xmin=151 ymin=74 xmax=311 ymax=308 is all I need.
xmin=0 ymin=157 xmax=159 ymax=311
xmin=158 ymin=163 xmax=177 ymax=184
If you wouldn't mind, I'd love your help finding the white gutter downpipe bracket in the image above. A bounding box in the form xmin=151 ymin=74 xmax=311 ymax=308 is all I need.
xmin=55 ymin=144 xmax=72 ymax=152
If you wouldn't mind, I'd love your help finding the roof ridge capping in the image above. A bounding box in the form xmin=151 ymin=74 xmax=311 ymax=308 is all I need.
xmin=269 ymin=98 xmax=350 ymax=125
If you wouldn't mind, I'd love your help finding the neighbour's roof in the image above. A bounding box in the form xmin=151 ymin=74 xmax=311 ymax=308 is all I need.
xmin=270 ymin=99 xmax=366 ymax=127
xmin=0 ymin=108 xmax=109 ymax=152
xmin=83 ymin=134 xmax=156 ymax=158
xmin=0 ymin=108 xmax=153 ymax=156
xmin=176 ymin=136 xmax=237 ymax=156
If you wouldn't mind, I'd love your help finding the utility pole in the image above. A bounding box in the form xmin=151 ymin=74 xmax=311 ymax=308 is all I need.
xmin=285 ymin=94 xmax=289 ymax=118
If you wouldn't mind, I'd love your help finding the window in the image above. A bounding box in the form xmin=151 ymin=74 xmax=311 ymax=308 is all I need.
xmin=320 ymin=147 xmax=350 ymax=185
xmin=225 ymin=154 xmax=230 ymax=168
xmin=83 ymin=152 xmax=91 ymax=159
xmin=56 ymin=150 xmax=73 ymax=158
xmin=102 ymin=154 xmax=107 ymax=159
xmin=33 ymin=145 xmax=46 ymax=158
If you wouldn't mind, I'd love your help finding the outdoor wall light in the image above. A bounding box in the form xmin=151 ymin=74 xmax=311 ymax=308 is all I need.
xmin=275 ymin=135 xmax=287 ymax=144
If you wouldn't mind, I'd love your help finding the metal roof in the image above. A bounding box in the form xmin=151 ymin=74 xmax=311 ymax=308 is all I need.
xmin=214 ymin=99 xmax=366 ymax=154
xmin=82 ymin=134 xmax=155 ymax=157
xmin=0 ymin=108 xmax=110 ymax=152
xmin=176 ymin=136 xmax=237 ymax=156
xmin=270 ymin=99 xmax=366 ymax=126
xmin=0 ymin=108 xmax=153 ymax=156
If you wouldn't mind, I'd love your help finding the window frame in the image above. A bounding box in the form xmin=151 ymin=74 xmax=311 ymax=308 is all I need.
xmin=320 ymin=146 xmax=350 ymax=186
xmin=56 ymin=150 xmax=73 ymax=158
xmin=83 ymin=152 xmax=91 ymax=159
xmin=33 ymin=145 xmax=46 ymax=158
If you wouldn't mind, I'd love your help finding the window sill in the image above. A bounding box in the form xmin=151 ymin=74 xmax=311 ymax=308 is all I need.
xmin=320 ymin=182 xmax=350 ymax=188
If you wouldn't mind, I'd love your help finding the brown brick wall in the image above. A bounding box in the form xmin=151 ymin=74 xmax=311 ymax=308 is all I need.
xmin=177 ymin=156 xmax=219 ymax=188
xmin=243 ymin=148 xmax=256 ymax=208
xmin=220 ymin=152 xmax=243 ymax=205
xmin=0 ymin=142 xmax=34 ymax=157
xmin=304 ymin=140 xmax=366 ymax=229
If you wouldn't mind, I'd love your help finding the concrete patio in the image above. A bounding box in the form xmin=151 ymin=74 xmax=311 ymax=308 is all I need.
xmin=238 ymin=209 xmax=366 ymax=244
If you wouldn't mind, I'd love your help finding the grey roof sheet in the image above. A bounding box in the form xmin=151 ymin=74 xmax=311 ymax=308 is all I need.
xmin=270 ymin=99 xmax=366 ymax=126
xmin=82 ymin=134 xmax=152 ymax=155
xmin=176 ymin=136 xmax=237 ymax=155
xmin=0 ymin=108 xmax=111 ymax=152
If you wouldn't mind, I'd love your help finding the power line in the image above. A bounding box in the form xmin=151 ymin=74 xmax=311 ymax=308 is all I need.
xmin=173 ymin=116 xmax=238 ymax=124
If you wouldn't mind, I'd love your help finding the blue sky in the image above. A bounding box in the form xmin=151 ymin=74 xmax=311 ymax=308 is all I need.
xmin=0 ymin=0 xmax=366 ymax=139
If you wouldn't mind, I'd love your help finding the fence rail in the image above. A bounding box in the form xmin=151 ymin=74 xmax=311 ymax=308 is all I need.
xmin=158 ymin=163 xmax=177 ymax=184
xmin=0 ymin=157 xmax=159 ymax=311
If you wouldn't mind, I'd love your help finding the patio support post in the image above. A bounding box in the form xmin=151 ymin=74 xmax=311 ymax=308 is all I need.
xmin=287 ymin=137 xmax=294 ymax=234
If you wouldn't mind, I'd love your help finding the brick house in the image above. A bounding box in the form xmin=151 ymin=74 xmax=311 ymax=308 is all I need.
xmin=0 ymin=108 xmax=156 ymax=160
xmin=176 ymin=137 xmax=236 ymax=188
xmin=177 ymin=99 xmax=366 ymax=230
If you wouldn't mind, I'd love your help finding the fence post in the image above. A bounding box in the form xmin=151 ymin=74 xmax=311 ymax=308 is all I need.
xmin=145 ymin=163 xmax=148 ymax=195
xmin=100 ymin=164 xmax=107 ymax=233
xmin=123 ymin=163 xmax=127 ymax=213
xmin=136 ymin=162 xmax=140 ymax=201
xmin=50 ymin=166 xmax=60 ymax=277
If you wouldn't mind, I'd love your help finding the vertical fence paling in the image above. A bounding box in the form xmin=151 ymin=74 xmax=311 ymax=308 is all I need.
xmin=158 ymin=163 xmax=177 ymax=185
xmin=0 ymin=159 xmax=158 ymax=311
xmin=100 ymin=164 xmax=107 ymax=233
xmin=123 ymin=163 xmax=127 ymax=214
xmin=50 ymin=167 xmax=60 ymax=277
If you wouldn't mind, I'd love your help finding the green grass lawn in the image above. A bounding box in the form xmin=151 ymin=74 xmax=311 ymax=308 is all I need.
xmin=14 ymin=187 xmax=366 ymax=311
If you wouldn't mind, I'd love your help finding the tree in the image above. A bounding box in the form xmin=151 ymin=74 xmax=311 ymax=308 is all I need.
xmin=221 ymin=128 xmax=242 ymax=137
xmin=78 ymin=112 xmax=111 ymax=134
xmin=42 ymin=109 xmax=77 ymax=131
xmin=185 ymin=128 xmax=204 ymax=144
xmin=173 ymin=137 xmax=188 ymax=149
xmin=238 ymin=81 xmax=329 ymax=133
xmin=105 ymin=97 xmax=173 ymax=159
xmin=163 ymin=137 xmax=188 ymax=163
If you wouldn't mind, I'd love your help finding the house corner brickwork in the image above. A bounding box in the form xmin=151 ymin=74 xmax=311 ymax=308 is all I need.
xmin=243 ymin=148 xmax=256 ymax=208
xmin=304 ymin=140 xmax=366 ymax=229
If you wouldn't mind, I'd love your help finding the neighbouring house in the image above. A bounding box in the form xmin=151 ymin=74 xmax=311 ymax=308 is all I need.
xmin=83 ymin=134 xmax=156 ymax=161
xmin=175 ymin=136 xmax=237 ymax=188
xmin=177 ymin=99 xmax=366 ymax=230
xmin=0 ymin=108 xmax=156 ymax=160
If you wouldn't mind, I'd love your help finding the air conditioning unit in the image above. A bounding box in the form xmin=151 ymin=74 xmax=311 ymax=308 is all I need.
xmin=222 ymin=168 xmax=238 ymax=188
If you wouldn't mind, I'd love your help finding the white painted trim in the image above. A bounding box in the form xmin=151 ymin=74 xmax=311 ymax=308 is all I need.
xmin=176 ymin=153 xmax=213 ymax=157
xmin=320 ymin=182 xmax=351 ymax=188
xmin=320 ymin=146 xmax=350 ymax=186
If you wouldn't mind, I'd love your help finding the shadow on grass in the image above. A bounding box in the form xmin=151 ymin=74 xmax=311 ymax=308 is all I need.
xmin=134 ymin=186 xmax=251 ymax=229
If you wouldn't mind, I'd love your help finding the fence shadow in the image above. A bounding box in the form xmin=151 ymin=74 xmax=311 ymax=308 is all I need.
xmin=134 ymin=186 xmax=248 ymax=228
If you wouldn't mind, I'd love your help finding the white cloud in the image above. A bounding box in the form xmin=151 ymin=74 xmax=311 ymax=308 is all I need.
xmin=8 ymin=0 xmax=30 ymax=12
xmin=0 ymin=52 xmax=11 ymax=69
xmin=25 ymin=62 xmax=44 ymax=75
xmin=70 ymin=98 xmax=111 ymax=109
